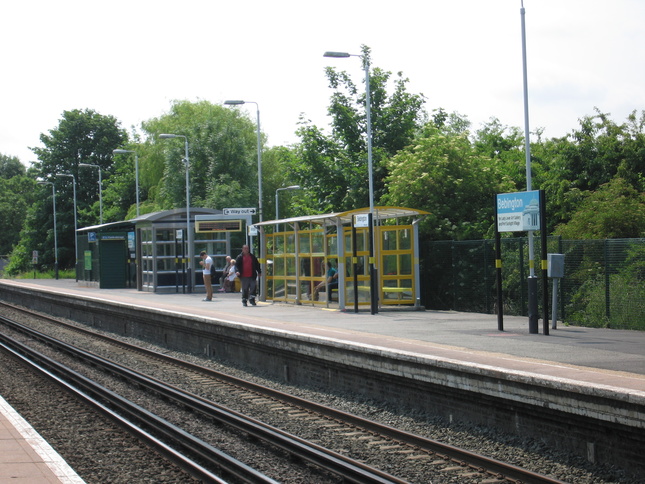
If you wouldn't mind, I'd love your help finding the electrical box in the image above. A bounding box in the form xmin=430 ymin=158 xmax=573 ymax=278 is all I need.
xmin=547 ymin=253 xmax=565 ymax=278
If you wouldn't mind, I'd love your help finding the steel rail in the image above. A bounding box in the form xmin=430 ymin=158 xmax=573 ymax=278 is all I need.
xmin=0 ymin=331 xmax=276 ymax=484
xmin=1 ymin=303 xmax=566 ymax=484
xmin=0 ymin=315 xmax=406 ymax=484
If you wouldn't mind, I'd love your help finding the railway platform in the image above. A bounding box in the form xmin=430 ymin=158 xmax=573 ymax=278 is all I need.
xmin=1 ymin=278 xmax=644 ymax=481
xmin=0 ymin=395 xmax=83 ymax=483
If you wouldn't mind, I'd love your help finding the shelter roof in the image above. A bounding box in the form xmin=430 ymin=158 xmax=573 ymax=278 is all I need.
xmin=254 ymin=206 xmax=429 ymax=227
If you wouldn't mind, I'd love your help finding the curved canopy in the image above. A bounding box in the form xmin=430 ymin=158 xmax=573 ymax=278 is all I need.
xmin=254 ymin=206 xmax=429 ymax=228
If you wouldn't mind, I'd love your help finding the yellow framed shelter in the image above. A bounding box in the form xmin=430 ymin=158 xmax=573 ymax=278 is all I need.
xmin=254 ymin=207 xmax=428 ymax=311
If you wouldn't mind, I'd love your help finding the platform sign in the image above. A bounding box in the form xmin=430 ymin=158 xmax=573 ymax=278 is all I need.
xmin=354 ymin=214 xmax=369 ymax=228
xmin=223 ymin=208 xmax=256 ymax=216
xmin=496 ymin=190 xmax=541 ymax=232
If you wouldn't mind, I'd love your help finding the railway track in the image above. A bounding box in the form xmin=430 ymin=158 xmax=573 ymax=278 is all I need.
xmin=0 ymin=302 xmax=566 ymax=483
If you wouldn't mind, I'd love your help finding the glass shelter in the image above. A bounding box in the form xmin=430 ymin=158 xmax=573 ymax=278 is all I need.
xmin=254 ymin=207 xmax=428 ymax=310
xmin=77 ymin=208 xmax=239 ymax=293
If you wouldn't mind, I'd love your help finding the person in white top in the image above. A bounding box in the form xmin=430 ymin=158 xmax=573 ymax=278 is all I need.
xmin=199 ymin=251 xmax=213 ymax=301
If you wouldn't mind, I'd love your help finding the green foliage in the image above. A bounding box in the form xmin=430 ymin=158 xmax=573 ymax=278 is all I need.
xmin=554 ymin=178 xmax=645 ymax=239
xmin=141 ymin=100 xmax=258 ymax=212
xmin=0 ymin=176 xmax=35 ymax=255
xmin=0 ymin=154 xmax=26 ymax=178
xmin=382 ymin=123 xmax=514 ymax=240
xmin=27 ymin=108 xmax=126 ymax=269
xmin=294 ymin=45 xmax=426 ymax=213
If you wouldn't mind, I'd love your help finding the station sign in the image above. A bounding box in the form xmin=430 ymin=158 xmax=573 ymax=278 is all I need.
xmin=496 ymin=190 xmax=541 ymax=232
xmin=223 ymin=208 xmax=256 ymax=215
xmin=354 ymin=214 xmax=369 ymax=228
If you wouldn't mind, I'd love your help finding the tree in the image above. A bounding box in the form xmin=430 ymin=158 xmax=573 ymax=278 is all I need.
xmin=534 ymin=108 xmax=645 ymax=232
xmin=10 ymin=109 xmax=127 ymax=273
xmin=293 ymin=45 xmax=426 ymax=214
xmin=382 ymin=123 xmax=514 ymax=240
xmin=0 ymin=154 xmax=26 ymax=179
xmin=554 ymin=177 xmax=645 ymax=239
xmin=141 ymin=100 xmax=258 ymax=213
xmin=0 ymin=176 xmax=35 ymax=256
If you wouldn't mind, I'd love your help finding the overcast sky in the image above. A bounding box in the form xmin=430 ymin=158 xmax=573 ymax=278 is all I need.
xmin=3 ymin=0 xmax=644 ymax=166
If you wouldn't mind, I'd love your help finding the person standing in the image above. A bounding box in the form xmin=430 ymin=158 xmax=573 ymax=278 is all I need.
xmin=199 ymin=251 xmax=213 ymax=301
xmin=235 ymin=244 xmax=261 ymax=306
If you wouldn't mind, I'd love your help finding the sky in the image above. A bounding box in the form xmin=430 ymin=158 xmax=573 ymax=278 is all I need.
xmin=2 ymin=0 xmax=645 ymax=166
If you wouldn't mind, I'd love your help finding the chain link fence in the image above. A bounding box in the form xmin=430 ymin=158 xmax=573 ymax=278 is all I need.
xmin=421 ymin=237 xmax=645 ymax=330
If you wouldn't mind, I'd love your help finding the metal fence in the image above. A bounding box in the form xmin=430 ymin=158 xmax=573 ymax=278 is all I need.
xmin=421 ymin=237 xmax=645 ymax=330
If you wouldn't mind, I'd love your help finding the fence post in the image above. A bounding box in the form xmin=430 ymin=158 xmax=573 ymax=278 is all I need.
xmin=604 ymin=239 xmax=611 ymax=323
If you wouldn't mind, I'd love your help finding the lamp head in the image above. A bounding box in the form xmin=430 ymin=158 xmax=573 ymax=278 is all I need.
xmin=323 ymin=51 xmax=350 ymax=58
xmin=287 ymin=185 xmax=301 ymax=190
xmin=159 ymin=134 xmax=178 ymax=139
xmin=224 ymin=100 xmax=245 ymax=105
xmin=113 ymin=149 xmax=133 ymax=154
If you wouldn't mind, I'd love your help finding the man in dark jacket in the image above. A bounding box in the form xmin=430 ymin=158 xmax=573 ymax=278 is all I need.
xmin=235 ymin=244 xmax=261 ymax=306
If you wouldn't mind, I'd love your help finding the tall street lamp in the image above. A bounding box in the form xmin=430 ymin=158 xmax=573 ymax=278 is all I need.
xmin=324 ymin=49 xmax=377 ymax=314
xmin=225 ymin=99 xmax=265 ymax=299
xmin=275 ymin=185 xmax=302 ymax=221
xmin=275 ymin=185 xmax=302 ymax=234
xmin=55 ymin=173 xmax=77 ymax=280
xmin=224 ymin=100 xmax=263 ymax=223
xmin=323 ymin=51 xmax=374 ymax=214
xmin=37 ymin=181 xmax=58 ymax=279
xmin=79 ymin=163 xmax=103 ymax=224
xmin=113 ymin=149 xmax=140 ymax=217
xmin=520 ymin=1 xmax=538 ymax=333
xmin=159 ymin=133 xmax=192 ymax=293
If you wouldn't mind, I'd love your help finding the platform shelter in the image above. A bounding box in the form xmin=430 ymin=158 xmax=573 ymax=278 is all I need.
xmin=77 ymin=208 xmax=242 ymax=293
xmin=254 ymin=206 xmax=428 ymax=310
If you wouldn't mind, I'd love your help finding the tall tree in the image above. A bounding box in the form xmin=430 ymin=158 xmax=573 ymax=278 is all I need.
xmin=0 ymin=154 xmax=26 ymax=179
xmin=382 ymin=122 xmax=514 ymax=240
xmin=293 ymin=45 xmax=426 ymax=213
xmin=10 ymin=109 xmax=127 ymax=273
xmin=141 ymin=100 xmax=258 ymax=213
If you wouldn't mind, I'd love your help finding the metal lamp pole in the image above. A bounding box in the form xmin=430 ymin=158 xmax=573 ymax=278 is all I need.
xmin=224 ymin=99 xmax=266 ymax=299
xmin=37 ymin=181 xmax=58 ymax=279
xmin=276 ymin=185 xmax=302 ymax=220
xmin=520 ymin=1 xmax=538 ymax=333
xmin=113 ymin=149 xmax=140 ymax=217
xmin=324 ymin=49 xmax=377 ymax=313
xmin=159 ymin=134 xmax=192 ymax=293
xmin=79 ymin=163 xmax=103 ymax=224
xmin=54 ymin=173 xmax=77 ymax=280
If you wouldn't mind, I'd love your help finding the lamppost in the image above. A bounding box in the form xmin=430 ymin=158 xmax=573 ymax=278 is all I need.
xmin=55 ymin=173 xmax=77 ymax=280
xmin=113 ymin=149 xmax=140 ymax=217
xmin=323 ymin=51 xmax=374 ymax=214
xmin=324 ymin=49 xmax=377 ymax=313
xmin=520 ymin=1 xmax=538 ymax=333
xmin=224 ymin=100 xmax=263 ymax=223
xmin=79 ymin=163 xmax=103 ymax=224
xmin=275 ymin=185 xmax=302 ymax=221
xmin=37 ymin=181 xmax=58 ymax=280
xmin=224 ymin=99 xmax=265 ymax=299
xmin=159 ymin=133 xmax=192 ymax=293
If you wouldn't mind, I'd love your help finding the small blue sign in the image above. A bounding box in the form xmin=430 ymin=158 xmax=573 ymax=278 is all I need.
xmin=496 ymin=190 xmax=541 ymax=232
xmin=88 ymin=232 xmax=97 ymax=242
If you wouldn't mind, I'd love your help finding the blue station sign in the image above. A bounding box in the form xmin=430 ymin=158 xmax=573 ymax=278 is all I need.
xmin=496 ymin=190 xmax=541 ymax=232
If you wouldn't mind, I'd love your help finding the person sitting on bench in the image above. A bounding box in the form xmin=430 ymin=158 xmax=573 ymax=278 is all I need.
xmin=313 ymin=261 xmax=338 ymax=301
